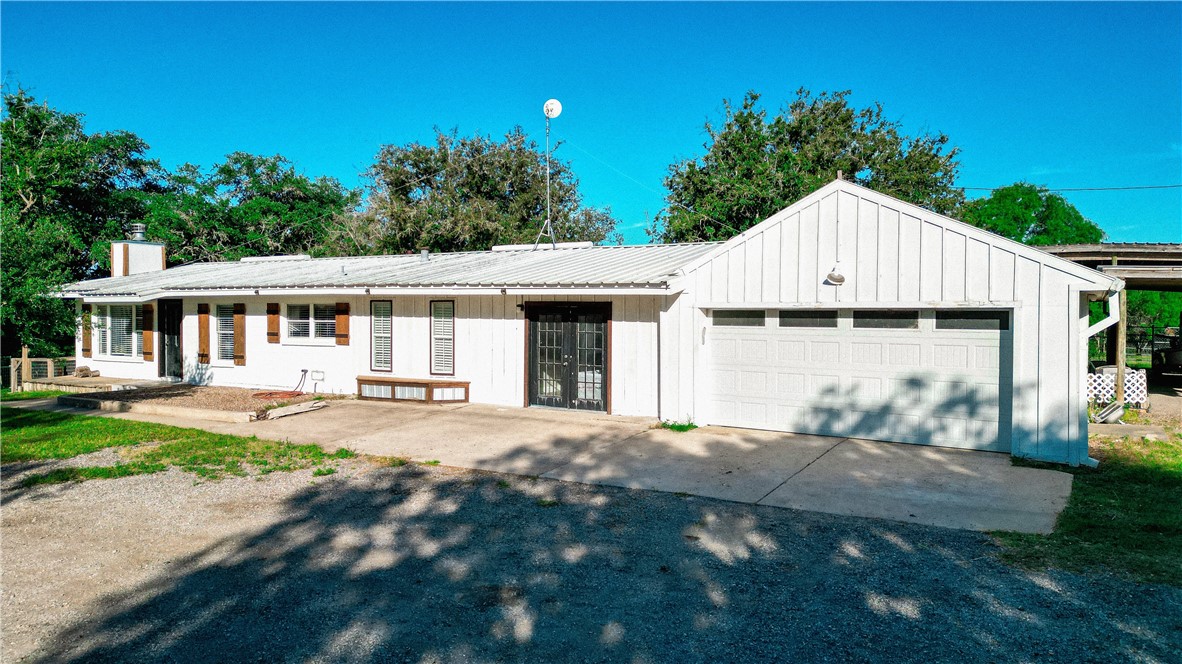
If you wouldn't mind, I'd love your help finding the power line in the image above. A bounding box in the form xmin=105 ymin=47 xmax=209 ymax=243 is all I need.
xmin=564 ymin=140 xmax=744 ymax=238
xmin=961 ymin=183 xmax=1182 ymax=192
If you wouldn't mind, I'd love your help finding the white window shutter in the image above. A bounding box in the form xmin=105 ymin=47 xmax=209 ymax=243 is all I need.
xmin=371 ymin=301 xmax=392 ymax=371
xmin=431 ymin=301 xmax=454 ymax=374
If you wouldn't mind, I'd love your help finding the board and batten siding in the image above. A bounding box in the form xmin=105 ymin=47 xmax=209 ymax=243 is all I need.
xmin=660 ymin=182 xmax=1115 ymax=465
xmin=385 ymin=295 xmax=661 ymax=417
xmin=158 ymin=293 xmax=662 ymax=416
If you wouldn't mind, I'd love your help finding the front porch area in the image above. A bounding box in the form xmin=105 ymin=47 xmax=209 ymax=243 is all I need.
xmin=17 ymin=375 xmax=164 ymax=394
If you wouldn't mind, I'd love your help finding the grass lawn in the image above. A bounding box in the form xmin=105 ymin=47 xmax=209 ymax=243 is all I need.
xmin=1 ymin=407 xmax=353 ymax=485
xmin=997 ymin=433 xmax=1182 ymax=586
xmin=0 ymin=388 xmax=71 ymax=402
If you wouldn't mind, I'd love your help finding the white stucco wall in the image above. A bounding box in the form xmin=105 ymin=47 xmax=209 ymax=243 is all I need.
xmin=73 ymin=300 xmax=163 ymax=382
xmin=178 ymin=296 xmax=367 ymax=394
xmin=111 ymin=241 xmax=166 ymax=276
xmin=76 ymin=293 xmax=663 ymax=417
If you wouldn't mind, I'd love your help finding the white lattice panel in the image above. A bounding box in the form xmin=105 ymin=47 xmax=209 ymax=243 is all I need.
xmin=1087 ymin=370 xmax=1147 ymax=406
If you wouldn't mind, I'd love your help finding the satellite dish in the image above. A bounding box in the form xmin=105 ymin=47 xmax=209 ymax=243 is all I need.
xmin=543 ymin=99 xmax=562 ymax=119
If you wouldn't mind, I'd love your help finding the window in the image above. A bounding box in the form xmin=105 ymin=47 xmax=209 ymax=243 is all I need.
xmin=135 ymin=305 xmax=144 ymax=356
xmin=287 ymin=304 xmax=336 ymax=340
xmin=712 ymin=310 xmax=765 ymax=327
xmin=852 ymin=310 xmax=919 ymax=329
xmin=287 ymin=305 xmax=310 ymax=337
xmin=779 ymin=310 xmax=838 ymax=328
xmin=935 ymin=310 xmax=1010 ymax=331
xmin=371 ymin=300 xmax=392 ymax=371
xmin=107 ymin=305 xmax=143 ymax=357
xmin=314 ymin=305 xmax=336 ymax=339
xmin=96 ymin=305 xmax=109 ymax=356
xmin=430 ymin=300 xmax=454 ymax=375
xmin=216 ymin=305 xmax=235 ymax=361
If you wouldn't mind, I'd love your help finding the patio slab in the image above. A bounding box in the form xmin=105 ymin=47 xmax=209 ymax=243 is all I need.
xmin=758 ymin=438 xmax=1074 ymax=533
xmin=4 ymin=398 xmax=1073 ymax=533
xmin=544 ymin=426 xmax=841 ymax=503
xmin=339 ymin=404 xmax=656 ymax=476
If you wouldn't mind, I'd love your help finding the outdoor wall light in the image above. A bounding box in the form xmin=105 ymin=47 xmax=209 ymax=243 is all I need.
xmin=825 ymin=264 xmax=846 ymax=286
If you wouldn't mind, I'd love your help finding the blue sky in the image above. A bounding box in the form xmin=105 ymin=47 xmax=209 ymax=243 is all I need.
xmin=3 ymin=2 xmax=1180 ymax=244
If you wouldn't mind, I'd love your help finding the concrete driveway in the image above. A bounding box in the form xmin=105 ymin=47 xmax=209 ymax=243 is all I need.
xmin=12 ymin=398 xmax=1072 ymax=533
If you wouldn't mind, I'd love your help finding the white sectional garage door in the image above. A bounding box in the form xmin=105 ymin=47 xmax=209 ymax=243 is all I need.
xmin=705 ymin=309 xmax=1011 ymax=452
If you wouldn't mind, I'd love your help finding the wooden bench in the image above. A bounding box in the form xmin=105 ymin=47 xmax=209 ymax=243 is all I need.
xmin=356 ymin=376 xmax=470 ymax=404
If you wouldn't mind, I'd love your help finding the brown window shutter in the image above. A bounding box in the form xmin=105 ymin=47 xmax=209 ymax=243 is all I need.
xmin=197 ymin=303 xmax=210 ymax=364
xmin=160 ymin=246 xmax=167 ymax=270
xmin=266 ymin=303 xmax=280 ymax=343
xmin=122 ymin=244 xmax=129 ymax=276
xmin=142 ymin=304 xmax=155 ymax=362
xmin=81 ymin=303 xmax=92 ymax=358
xmin=335 ymin=302 xmax=350 ymax=345
xmin=233 ymin=303 xmax=246 ymax=366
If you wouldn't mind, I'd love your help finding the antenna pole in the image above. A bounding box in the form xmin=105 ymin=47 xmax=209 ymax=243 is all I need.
xmin=534 ymin=111 xmax=557 ymax=249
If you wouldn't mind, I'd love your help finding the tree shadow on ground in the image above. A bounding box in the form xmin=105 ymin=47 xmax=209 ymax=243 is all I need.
xmin=20 ymin=454 xmax=1180 ymax=663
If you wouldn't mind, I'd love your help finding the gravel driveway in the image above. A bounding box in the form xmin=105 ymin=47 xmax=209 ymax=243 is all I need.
xmin=2 ymin=460 xmax=1179 ymax=663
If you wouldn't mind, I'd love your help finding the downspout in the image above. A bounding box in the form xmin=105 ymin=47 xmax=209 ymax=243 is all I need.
xmin=1084 ymin=284 xmax=1122 ymax=339
xmin=1079 ymin=279 xmax=1124 ymax=468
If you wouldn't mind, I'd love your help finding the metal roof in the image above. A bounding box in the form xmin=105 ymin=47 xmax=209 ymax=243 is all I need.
xmin=62 ymin=243 xmax=720 ymax=298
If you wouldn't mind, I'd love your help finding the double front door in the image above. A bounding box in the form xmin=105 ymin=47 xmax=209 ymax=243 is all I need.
xmin=527 ymin=303 xmax=610 ymax=412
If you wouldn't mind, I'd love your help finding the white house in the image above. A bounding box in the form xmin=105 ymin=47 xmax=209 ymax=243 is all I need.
xmin=62 ymin=180 xmax=1123 ymax=465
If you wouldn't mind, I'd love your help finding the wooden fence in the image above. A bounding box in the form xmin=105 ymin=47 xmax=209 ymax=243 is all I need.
xmin=7 ymin=348 xmax=76 ymax=391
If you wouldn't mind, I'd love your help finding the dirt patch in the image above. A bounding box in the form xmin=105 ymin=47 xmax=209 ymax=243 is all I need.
xmin=73 ymin=385 xmax=343 ymax=416
xmin=2 ymin=460 xmax=1179 ymax=662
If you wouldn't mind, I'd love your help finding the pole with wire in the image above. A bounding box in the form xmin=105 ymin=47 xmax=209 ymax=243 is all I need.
xmin=535 ymin=99 xmax=563 ymax=249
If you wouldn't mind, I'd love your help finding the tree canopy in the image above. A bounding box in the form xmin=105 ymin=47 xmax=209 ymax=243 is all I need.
xmin=653 ymin=89 xmax=963 ymax=243
xmin=1 ymin=90 xmax=357 ymax=356
xmin=142 ymin=152 xmax=358 ymax=264
xmin=321 ymin=128 xmax=619 ymax=256
xmin=960 ymin=182 xmax=1105 ymax=246
xmin=1125 ymin=291 xmax=1182 ymax=329
xmin=1 ymin=89 xmax=161 ymax=356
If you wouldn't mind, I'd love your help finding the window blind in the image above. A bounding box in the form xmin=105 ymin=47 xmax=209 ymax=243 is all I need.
xmin=313 ymin=304 xmax=336 ymax=339
xmin=216 ymin=305 xmax=235 ymax=361
xmin=134 ymin=305 xmax=144 ymax=356
xmin=109 ymin=305 xmax=134 ymax=356
xmin=287 ymin=305 xmax=310 ymax=338
xmin=97 ymin=305 xmax=109 ymax=356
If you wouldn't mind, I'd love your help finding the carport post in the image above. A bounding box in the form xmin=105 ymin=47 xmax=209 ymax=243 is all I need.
xmin=1115 ymin=289 xmax=1128 ymax=403
xmin=1106 ymin=256 xmax=1119 ymax=365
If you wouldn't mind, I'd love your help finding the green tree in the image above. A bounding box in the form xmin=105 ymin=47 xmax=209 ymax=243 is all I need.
xmin=1 ymin=89 xmax=161 ymax=356
xmin=1125 ymin=291 xmax=1182 ymax=328
xmin=143 ymin=152 xmax=358 ymax=264
xmin=653 ymin=89 xmax=963 ymax=242
xmin=961 ymin=182 xmax=1104 ymax=246
xmin=323 ymin=127 xmax=619 ymax=255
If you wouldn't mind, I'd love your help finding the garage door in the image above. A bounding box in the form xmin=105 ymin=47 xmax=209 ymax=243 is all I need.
xmin=706 ymin=309 xmax=1011 ymax=451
